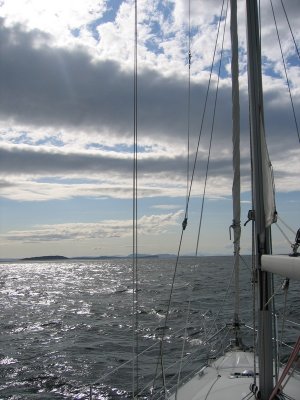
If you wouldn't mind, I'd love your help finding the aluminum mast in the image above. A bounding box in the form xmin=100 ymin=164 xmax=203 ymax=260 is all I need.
xmin=246 ymin=1 xmax=274 ymax=398
xmin=230 ymin=0 xmax=241 ymax=341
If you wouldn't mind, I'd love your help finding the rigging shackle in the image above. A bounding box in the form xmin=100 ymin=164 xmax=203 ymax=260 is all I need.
xmin=244 ymin=209 xmax=255 ymax=226
xmin=182 ymin=217 xmax=188 ymax=231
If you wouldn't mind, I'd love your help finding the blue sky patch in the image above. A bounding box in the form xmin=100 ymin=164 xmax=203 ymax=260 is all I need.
xmin=36 ymin=136 xmax=65 ymax=147
xmin=11 ymin=132 xmax=33 ymax=145
xmin=70 ymin=28 xmax=81 ymax=38
xmin=86 ymin=142 xmax=152 ymax=153
xmin=87 ymin=0 xmax=123 ymax=41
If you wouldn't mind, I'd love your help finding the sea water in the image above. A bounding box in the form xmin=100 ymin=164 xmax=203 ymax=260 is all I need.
xmin=0 ymin=256 xmax=299 ymax=399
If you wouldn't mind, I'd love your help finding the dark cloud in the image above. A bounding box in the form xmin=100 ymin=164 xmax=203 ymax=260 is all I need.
xmin=0 ymin=19 xmax=193 ymax=142
xmin=0 ymin=179 xmax=15 ymax=188
xmin=0 ymin=144 xmax=242 ymax=179
xmin=0 ymin=19 xmax=130 ymax=133
xmin=0 ymin=15 xmax=298 ymax=189
xmin=0 ymin=18 xmax=236 ymax=146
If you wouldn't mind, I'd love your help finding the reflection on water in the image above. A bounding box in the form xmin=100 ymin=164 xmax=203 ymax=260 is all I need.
xmin=0 ymin=257 xmax=299 ymax=398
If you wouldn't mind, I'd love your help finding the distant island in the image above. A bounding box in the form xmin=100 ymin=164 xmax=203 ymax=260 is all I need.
xmin=21 ymin=255 xmax=69 ymax=261
xmin=19 ymin=254 xmax=176 ymax=261
xmin=0 ymin=254 xmax=239 ymax=263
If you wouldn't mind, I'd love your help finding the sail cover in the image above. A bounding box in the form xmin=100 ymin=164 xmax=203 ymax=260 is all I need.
xmin=262 ymin=255 xmax=300 ymax=281
xmin=260 ymin=116 xmax=277 ymax=227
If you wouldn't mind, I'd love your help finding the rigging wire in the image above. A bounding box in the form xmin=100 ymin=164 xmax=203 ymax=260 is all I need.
xmin=132 ymin=0 xmax=139 ymax=397
xmin=277 ymin=215 xmax=296 ymax=236
xmin=239 ymin=254 xmax=252 ymax=272
xmin=150 ymin=0 xmax=228 ymax=395
xmin=151 ymin=229 xmax=186 ymax=396
xmin=269 ymin=0 xmax=300 ymax=144
xmin=251 ymin=219 xmax=257 ymax=385
xmin=195 ymin=0 xmax=229 ymax=256
xmin=280 ymin=0 xmax=300 ymax=62
xmin=182 ymin=0 xmax=227 ymax=226
xmin=230 ymin=0 xmax=241 ymax=330
xmin=278 ymin=281 xmax=289 ymax=370
xmin=205 ymin=253 xmax=236 ymax=339
xmin=264 ymin=280 xmax=289 ymax=308
xmin=175 ymin=4 xmax=193 ymax=391
xmin=271 ymin=272 xmax=278 ymax=389
xmin=274 ymin=222 xmax=293 ymax=247
xmin=185 ymin=0 xmax=192 ymax=213
xmin=175 ymin=299 xmax=191 ymax=400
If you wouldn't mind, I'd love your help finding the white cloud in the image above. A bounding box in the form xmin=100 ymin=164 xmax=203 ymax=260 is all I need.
xmin=0 ymin=0 xmax=107 ymax=48
xmin=151 ymin=204 xmax=180 ymax=210
xmin=0 ymin=1 xmax=299 ymax=257
xmin=2 ymin=210 xmax=183 ymax=242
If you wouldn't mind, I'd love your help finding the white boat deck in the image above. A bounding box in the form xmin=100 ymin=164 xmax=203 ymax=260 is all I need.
xmin=170 ymin=349 xmax=300 ymax=400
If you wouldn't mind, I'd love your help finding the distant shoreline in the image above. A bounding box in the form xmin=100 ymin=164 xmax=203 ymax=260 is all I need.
xmin=21 ymin=255 xmax=69 ymax=261
xmin=0 ymin=254 xmax=239 ymax=262
xmin=20 ymin=254 xmax=161 ymax=261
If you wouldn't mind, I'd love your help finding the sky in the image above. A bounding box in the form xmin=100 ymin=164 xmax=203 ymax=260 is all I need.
xmin=0 ymin=0 xmax=299 ymax=259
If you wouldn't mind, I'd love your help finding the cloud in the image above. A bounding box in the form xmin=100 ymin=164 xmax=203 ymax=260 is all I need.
xmin=1 ymin=14 xmax=297 ymax=149
xmin=0 ymin=137 xmax=298 ymax=202
xmin=0 ymin=2 xmax=299 ymax=206
xmin=2 ymin=210 xmax=184 ymax=242
xmin=0 ymin=0 xmax=108 ymax=49
xmin=0 ymin=144 xmax=133 ymax=176
xmin=0 ymin=19 xmax=133 ymax=137
xmin=0 ymin=1 xmax=299 ymax=259
xmin=0 ymin=142 xmax=243 ymax=201
xmin=0 ymin=178 xmax=188 ymax=202
xmin=151 ymin=204 xmax=180 ymax=210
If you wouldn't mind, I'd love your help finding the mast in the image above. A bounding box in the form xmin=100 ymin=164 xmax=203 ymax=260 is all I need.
xmin=230 ymin=0 xmax=241 ymax=341
xmin=246 ymin=1 xmax=274 ymax=399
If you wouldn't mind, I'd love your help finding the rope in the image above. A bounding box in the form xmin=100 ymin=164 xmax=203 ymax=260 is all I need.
xmin=280 ymin=0 xmax=300 ymax=61
xmin=241 ymin=392 xmax=255 ymax=400
xmin=269 ymin=336 xmax=300 ymax=400
xmin=132 ymin=0 xmax=139 ymax=397
xmin=204 ymin=375 xmax=221 ymax=400
xmin=269 ymin=0 xmax=300 ymax=144
xmin=195 ymin=0 xmax=229 ymax=255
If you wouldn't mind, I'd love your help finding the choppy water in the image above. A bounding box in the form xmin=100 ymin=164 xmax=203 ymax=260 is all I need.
xmin=0 ymin=256 xmax=299 ymax=399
